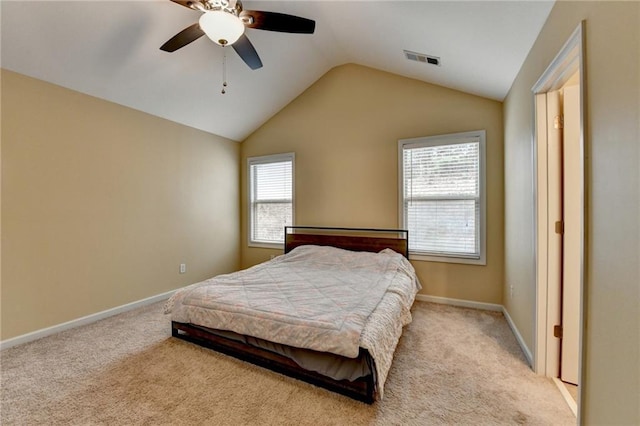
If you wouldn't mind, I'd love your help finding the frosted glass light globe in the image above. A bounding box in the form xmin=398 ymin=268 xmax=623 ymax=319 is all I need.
xmin=199 ymin=11 xmax=245 ymax=46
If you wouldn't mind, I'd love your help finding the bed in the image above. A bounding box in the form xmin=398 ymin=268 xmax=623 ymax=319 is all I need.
xmin=165 ymin=226 xmax=420 ymax=403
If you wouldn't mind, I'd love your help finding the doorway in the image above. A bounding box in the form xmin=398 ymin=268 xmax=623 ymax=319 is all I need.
xmin=532 ymin=22 xmax=585 ymax=420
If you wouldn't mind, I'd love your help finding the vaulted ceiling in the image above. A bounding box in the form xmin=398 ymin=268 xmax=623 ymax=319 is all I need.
xmin=1 ymin=1 xmax=554 ymax=141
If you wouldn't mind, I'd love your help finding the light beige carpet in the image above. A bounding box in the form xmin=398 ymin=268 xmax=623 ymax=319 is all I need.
xmin=1 ymin=301 xmax=575 ymax=425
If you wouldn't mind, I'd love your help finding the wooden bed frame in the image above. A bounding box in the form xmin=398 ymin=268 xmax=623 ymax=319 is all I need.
xmin=171 ymin=226 xmax=409 ymax=404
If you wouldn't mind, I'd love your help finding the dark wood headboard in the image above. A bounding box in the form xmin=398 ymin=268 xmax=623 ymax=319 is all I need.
xmin=284 ymin=226 xmax=409 ymax=258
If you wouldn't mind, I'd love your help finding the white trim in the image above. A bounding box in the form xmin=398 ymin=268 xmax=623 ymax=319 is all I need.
xmin=248 ymin=241 xmax=284 ymax=250
xmin=533 ymin=91 xmax=549 ymax=376
xmin=0 ymin=290 xmax=175 ymax=351
xmin=247 ymin=152 xmax=295 ymax=248
xmin=415 ymin=294 xmax=534 ymax=367
xmin=409 ymin=252 xmax=485 ymax=266
xmin=398 ymin=130 xmax=487 ymax=266
xmin=552 ymin=377 xmax=578 ymax=417
xmin=4 ymin=288 xmax=536 ymax=380
xmin=415 ymin=294 xmax=501 ymax=312
xmin=531 ymin=22 xmax=585 ymax=425
xmin=503 ymin=306 xmax=534 ymax=367
xmin=532 ymin=23 xmax=583 ymax=94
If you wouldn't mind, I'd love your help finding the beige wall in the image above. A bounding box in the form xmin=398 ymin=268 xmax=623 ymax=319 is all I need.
xmin=241 ymin=64 xmax=504 ymax=304
xmin=503 ymin=2 xmax=639 ymax=424
xmin=1 ymin=70 xmax=240 ymax=340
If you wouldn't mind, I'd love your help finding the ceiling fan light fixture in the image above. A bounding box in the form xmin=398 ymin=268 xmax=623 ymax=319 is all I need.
xmin=199 ymin=10 xmax=245 ymax=46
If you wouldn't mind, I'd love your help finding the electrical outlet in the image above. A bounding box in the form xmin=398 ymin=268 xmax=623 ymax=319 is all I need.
xmin=179 ymin=263 xmax=186 ymax=274
xmin=510 ymin=285 xmax=514 ymax=298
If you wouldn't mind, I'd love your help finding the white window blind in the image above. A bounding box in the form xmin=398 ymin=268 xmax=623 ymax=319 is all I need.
xmin=399 ymin=131 xmax=486 ymax=263
xmin=248 ymin=153 xmax=294 ymax=246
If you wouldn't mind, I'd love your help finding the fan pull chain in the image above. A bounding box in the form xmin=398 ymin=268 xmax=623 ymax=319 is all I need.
xmin=221 ymin=47 xmax=228 ymax=94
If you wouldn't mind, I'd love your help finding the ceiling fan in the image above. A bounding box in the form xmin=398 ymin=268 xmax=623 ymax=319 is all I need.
xmin=160 ymin=0 xmax=316 ymax=70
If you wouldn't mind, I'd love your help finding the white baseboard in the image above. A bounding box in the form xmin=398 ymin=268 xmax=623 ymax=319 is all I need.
xmin=502 ymin=306 xmax=534 ymax=367
xmin=415 ymin=294 xmax=502 ymax=312
xmin=0 ymin=290 xmax=175 ymax=351
xmin=415 ymin=294 xmax=534 ymax=367
xmin=552 ymin=377 xmax=578 ymax=417
xmin=4 ymin=290 xmax=536 ymax=371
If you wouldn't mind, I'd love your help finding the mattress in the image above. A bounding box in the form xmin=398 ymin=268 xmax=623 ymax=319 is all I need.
xmin=194 ymin=326 xmax=373 ymax=382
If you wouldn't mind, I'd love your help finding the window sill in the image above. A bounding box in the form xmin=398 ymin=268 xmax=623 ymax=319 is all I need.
xmin=248 ymin=241 xmax=284 ymax=250
xmin=409 ymin=252 xmax=486 ymax=266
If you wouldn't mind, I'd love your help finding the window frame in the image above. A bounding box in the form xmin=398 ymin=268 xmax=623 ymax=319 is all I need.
xmin=398 ymin=130 xmax=486 ymax=265
xmin=247 ymin=152 xmax=295 ymax=249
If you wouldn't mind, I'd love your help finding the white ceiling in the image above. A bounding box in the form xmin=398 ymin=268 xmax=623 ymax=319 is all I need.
xmin=1 ymin=0 xmax=554 ymax=141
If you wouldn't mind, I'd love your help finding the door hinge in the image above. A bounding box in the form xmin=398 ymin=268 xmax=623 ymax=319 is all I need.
xmin=553 ymin=325 xmax=563 ymax=339
xmin=555 ymin=221 xmax=564 ymax=235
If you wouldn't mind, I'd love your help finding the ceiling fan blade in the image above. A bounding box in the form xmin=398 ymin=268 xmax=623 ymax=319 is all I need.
xmin=160 ymin=23 xmax=205 ymax=52
xmin=232 ymin=34 xmax=263 ymax=70
xmin=170 ymin=0 xmax=204 ymax=11
xmin=240 ymin=10 xmax=315 ymax=34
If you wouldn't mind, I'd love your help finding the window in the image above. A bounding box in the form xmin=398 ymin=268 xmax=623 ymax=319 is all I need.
xmin=399 ymin=130 xmax=486 ymax=264
xmin=248 ymin=153 xmax=294 ymax=247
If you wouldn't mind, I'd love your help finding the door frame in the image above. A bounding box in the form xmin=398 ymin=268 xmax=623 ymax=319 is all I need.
xmin=531 ymin=21 xmax=586 ymax=420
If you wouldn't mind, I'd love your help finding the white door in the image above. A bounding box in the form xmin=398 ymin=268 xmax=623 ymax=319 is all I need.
xmin=560 ymin=83 xmax=581 ymax=385
xmin=545 ymin=89 xmax=563 ymax=379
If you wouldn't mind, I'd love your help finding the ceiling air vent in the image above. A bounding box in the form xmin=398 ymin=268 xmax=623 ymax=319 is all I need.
xmin=404 ymin=50 xmax=441 ymax=66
